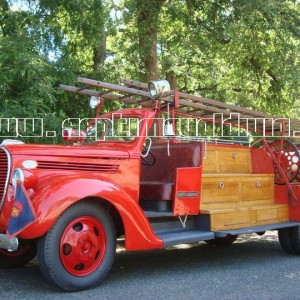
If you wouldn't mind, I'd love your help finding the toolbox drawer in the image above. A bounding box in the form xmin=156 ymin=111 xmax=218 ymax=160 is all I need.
xmin=202 ymin=177 xmax=240 ymax=203
xmin=242 ymin=176 xmax=274 ymax=201
xmin=204 ymin=204 xmax=289 ymax=231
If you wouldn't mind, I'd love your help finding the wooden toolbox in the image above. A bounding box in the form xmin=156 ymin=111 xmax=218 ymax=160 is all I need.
xmin=200 ymin=144 xmax=289 ymax=231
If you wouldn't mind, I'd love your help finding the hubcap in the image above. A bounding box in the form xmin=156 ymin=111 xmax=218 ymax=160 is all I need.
xmin=60 ymin=216 xmax=106 ymax=276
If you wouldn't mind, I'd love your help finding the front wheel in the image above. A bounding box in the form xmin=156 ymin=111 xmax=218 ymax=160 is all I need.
xmin=37 ymin=201 xmax=116 ymax=291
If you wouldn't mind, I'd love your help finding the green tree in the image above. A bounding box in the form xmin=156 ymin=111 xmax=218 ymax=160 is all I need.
xmin=158 ymin=0 xmax=300 ymax=116
xmin=111 ymin=0 xmax=300 ymax=116
xmin=1 ymin=0 xmax=300 ymax=145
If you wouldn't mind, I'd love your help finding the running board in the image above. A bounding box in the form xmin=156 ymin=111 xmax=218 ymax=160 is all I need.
xmin=214 ymin=221 xmax=300 ymax=237
xmin=144 ymin=211 xmax=173 ymax=218
xmin=156 ymin=229 xmax=215 ymax=247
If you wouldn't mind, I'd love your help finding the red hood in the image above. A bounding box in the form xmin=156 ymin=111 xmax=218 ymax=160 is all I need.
xmin=2 ymin=108 xmax=156 ymax=159
xmin=3 ymin=143 xmax=131 ymax=159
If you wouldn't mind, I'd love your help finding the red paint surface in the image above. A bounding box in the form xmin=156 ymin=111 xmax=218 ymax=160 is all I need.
xmin=0 ymin=108 xmax=163 ymax=251
xmin=289 ymin=185 xmax=300 ymax=221
xmin=251 ymin=147 xmax=274 ymax=174
xmin=173 ymin=167 xmax=202 ymax=215
xmin=274 ymin=185 xmax=289 ymax=205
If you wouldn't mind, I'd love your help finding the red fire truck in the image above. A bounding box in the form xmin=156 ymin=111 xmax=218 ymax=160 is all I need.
xmin=1 ymin=77 xmax=300 ymax=291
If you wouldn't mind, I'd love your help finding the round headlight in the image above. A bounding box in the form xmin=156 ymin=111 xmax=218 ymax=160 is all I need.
xmin=12 ymin=168 xmax=24 ymax=189
xmin=89 ymin=96 xmax=101 ymax=109
xmin=148 ymin=80 xmax=171 ymax=99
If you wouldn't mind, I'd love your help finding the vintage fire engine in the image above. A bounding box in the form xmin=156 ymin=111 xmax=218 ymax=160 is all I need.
xmin=1 ymin=77 xmax=300 ymax=291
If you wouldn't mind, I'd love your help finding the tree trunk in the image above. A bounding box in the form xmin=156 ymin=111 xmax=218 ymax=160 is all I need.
xmin=166 ymin=70 xmax=177 ymax=90
xmin=137 ymin=0 xmax=165 ymax=82
xmin=93 ymin=26 xmax=106 ymax=71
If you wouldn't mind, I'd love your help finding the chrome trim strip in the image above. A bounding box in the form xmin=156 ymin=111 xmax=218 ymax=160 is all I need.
xmin=0 ymin=147 xmax=11 ymax=211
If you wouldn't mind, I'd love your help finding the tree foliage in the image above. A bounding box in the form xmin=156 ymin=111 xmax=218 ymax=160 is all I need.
xmin=1 ymin=0 xmax=300 ymax=143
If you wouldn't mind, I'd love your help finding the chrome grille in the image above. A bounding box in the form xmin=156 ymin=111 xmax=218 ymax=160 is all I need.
xmin=0 ymin=147 xmax=10 ymax=211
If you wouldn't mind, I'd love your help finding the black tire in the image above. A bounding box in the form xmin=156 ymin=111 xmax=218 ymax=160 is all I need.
xmin=205 ymin=234 xmax=238 ymax=246
xmin=0 ymin=239 xmax=36 ymax=268
xmin=278 ymin=228 xmax=296 ymax=254
xmin=37 ymin=201 xmax=116 ymax=291
xmin=289 ymin=226 xmax=300 ymax=253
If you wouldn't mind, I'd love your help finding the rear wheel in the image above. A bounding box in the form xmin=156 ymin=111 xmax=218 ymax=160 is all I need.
xmin=278 ymin=226 xmax=300 ymax=254
xmin=278 ymin=228 xmax=295 ymax=254
xmin=206 ymin=234 xmax=238 ymax=246
xmin=0 ymin=239 xmax=36 ymax=268
xmin=37 ymin=201 xmax=116 ymax=291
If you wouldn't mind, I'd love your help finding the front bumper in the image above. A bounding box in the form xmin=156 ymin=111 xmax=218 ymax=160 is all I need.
xmin=0 ymin=234 xmax=18 ymax=251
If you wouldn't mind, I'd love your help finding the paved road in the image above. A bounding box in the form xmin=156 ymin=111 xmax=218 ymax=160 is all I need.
xmin=1 ymin=231 xmax=300 ymax=300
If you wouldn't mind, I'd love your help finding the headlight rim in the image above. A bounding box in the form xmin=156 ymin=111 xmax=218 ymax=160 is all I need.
xmin=12 ymin=168 xmax=25 ymax=189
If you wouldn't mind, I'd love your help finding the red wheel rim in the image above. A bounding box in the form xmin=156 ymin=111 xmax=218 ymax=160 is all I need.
xmin=269 ymin=140 xmax=300 ymax=184
xmin=59 ymin=216 xmax=107 ymax=276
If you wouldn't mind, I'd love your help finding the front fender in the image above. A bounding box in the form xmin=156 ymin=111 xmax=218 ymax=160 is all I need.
xmin=20 ymin=175 xmax=163 ymax=250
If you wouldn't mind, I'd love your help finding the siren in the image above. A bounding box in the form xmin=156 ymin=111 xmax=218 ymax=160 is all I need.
xmin=89 ymin=96 xmax=102 ymax=109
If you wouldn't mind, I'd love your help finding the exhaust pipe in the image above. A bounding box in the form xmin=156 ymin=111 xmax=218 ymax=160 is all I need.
xmin=0 ymin=234 xmax=18 ymax=251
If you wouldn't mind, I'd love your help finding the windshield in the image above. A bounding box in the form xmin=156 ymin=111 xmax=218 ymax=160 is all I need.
xmin=87 ymin=115 xmax=140 ymax=142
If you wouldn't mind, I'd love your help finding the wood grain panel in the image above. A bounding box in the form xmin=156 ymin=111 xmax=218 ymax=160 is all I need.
xmin=202 ymin=145 xmax=251 ymax=174
xmin=204 ymin=204 xmax=289 ymax=231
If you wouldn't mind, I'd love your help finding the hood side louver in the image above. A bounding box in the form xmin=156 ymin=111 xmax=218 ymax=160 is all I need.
xmin=37 ymin=161 xmax=120 ymax=174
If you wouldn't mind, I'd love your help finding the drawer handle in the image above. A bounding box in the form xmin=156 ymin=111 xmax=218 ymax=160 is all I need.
xmin=256 ymin=181 xmax=261 ymax=188
xmin=232 ymin=152 xmax=237 ymax=158
xmin=219 ymin=181 xmax=225 ymax=189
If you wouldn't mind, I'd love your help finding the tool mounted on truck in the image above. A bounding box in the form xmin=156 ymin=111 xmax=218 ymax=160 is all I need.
xmin=0 ymin=77 xmax=300 ymax=291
